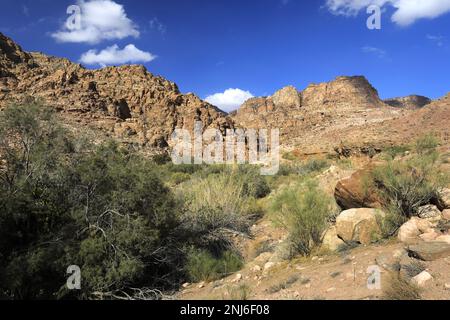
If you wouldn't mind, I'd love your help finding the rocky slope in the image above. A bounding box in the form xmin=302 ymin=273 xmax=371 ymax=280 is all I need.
xmin=0 ymin=32 xmax=233 ymax=150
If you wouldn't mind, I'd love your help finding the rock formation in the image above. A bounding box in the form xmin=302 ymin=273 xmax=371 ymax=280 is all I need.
xmin=1 ymin=32 xmax=449 ymax=156
xmin=384 ymin=95 xmax=431 ymax=109
xmin=0 ymin=32 xmax=233 ymax=150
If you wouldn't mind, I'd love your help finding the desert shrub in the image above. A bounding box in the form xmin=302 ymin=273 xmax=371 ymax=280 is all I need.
xmin=186 ymin=248 xmax=243 ymax=282
xmin=169 ymin=172 xmax=192 ymax=185
xmin=300 ymin=159 xmax=329 ymax=174
xmin=383 ymin=273 xmax=421 ymax=300
xmin=0 ymin=104 xmax=181 ymax=299
xmin=236 ymin=165 xmax=271 ymax=199
xmin=270 ymin=180 xmax=334 ymax=257
xmin=267 ymin=275 xmax=299 ymax=294
xmin=372 ymin=152 xmax=444 ymax=219
xmin=276 ymin=164 xmax=299 ymax=176
xmin=177 ymin=172 xmax=260 ymax=252
xmin=152 ymin=153 xmax=172 ymax=165
xmin=376 ymin=209 xmax=409 ymax=238
xmin=282 ymin=152 xmax=298 ymax=161
xmin=415 ymin=133 xmax=439 ymax=155
xmin=225 ymin=284 xmax=251 ymax=300
xmin=402 ymin=261 xmax=426 ymax=279
xmin=384 ymin=145 xmax=411 ymax=160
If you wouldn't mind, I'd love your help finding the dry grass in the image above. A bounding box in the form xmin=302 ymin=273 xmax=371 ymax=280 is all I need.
xmin=383 ymin=273 xmax=422 ymax=300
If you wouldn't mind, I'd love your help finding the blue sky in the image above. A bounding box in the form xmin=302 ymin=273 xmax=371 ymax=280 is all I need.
xmin=0 ymin=0 xmax=449 ymax=111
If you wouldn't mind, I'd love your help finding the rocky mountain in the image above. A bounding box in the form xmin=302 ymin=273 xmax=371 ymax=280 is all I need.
xmin=1 ymin=32 xmax=448 ymax=157
xmin=384 ymin=95 xmax=431 ymax=109
xmin=0 ymin=32 xmax=233 ymax=150
xmin=233 ymin=76 xmax=434 ymax=155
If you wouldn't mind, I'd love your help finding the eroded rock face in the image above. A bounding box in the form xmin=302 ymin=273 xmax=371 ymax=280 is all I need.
xmin=232 ymin=75 xmax=422 ymax=155
xmin=335 ymin=208 xmax=385 ymax=245
xmin=0 ymin=32 xmax=233 ymax=150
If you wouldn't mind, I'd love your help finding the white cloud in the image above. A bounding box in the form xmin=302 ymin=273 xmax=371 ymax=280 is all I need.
xmin=362 ymin=46 xmax=387 ymax=58
xmin=427 ymin=34 xmax=445 ymax=47
xmin=325 ymin=0 xmax=450 ymax=26
xmin=205 ymin=89 xmax=254 ymax=113
xmin=149 ymin=17 xmax=167 ymax=34
xmin=80 ymin=44 xmax=156 ymax=67
xmin=52 ymin=0 xmax=139 ymax=44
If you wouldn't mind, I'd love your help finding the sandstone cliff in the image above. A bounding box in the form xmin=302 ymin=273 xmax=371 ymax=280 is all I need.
xmin=0 ymin=32 xmax=233 ymax=149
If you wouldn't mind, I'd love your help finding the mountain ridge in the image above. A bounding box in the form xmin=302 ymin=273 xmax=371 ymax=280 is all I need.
xmin=1 ymin=32 xmax=448 ymax=156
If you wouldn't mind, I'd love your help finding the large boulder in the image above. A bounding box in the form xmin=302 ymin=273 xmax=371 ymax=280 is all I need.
xmin=398 ymin=217 xmax=433 ymax=244
xmin=335 ymin=208 xmax=385 ymax=245
xmin=407 ymin=242 xmax=450 ymax=261
xmin=334 ymin=168 xmax=383 ymax=210
xmin=321 ymin=226 xmax=345 ymax=251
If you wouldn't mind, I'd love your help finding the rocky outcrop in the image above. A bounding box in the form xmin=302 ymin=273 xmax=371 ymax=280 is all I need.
xmin=232 ymin=75 xmax=423 ymax=154
xmin=0 ymin=32 xmax=233 ymax=150
xmin=384 ymin=95 xmax=431 ymax=109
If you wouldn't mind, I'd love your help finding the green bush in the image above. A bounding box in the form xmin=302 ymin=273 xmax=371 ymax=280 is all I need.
xmin=372 ymin=154 xmax=443 ymax=218
xmin=186 ymin=249 xmax=243 ymax=282
xmin=177 ymin=172 xmax=260 ymax=252
xmin=270 ymin=180 xmax=334 ymax=257
xmin=384 ymin=145 xmax=411 ymax=160
xmin=0 ymin=104 xmax=180 ymax=300
xmin=300 ymin=159 xmax=329 ymax=174
xmin=236 ymin=165 xmax=271 ymax=199
xmin=415 ymin=133 xmax=439 ymax=155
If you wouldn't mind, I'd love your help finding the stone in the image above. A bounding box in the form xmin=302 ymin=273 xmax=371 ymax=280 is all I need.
xmin=417 ymin=205 xmax=441 ymax=219
xmin=232 ymin=274 xmax=243 ymax=283
xmin=419 ymin=230 xmax=441 ymax=242
xmin=251 ymin=265 xmax=262 ymax=273
xmin=408 ymin=242 xmax=450 ymax=261
xmin=264 ymin=262 xmax=275 ymax=271
xmin=445 ymin=283 xmax=450 ymax=290
xmin=321 ymin=226 xmax=345 ymax=251
xmin=334 ymin=167 xmax=383 ymax=210
xmin=182 ymin=283 xmax=190 ymax=288
xmin=436 ymin=188 xmax=450 ymax=210
xmin=375 ymin=253 xmax=399 ymax=271
xmin=336 ymin=208 xmax=385 ymax=245
xmin=398 ymin=218 xmax=432 ymax=244
xmin=411 ymin=271 xmax=433 ymax=288
xmin=435 ymin=235 xmax=450 ymax=245
xmin=198 ymin=282 xmax=205 ymax=289
xmin=443 ymin=209 xmax=450 ymax=220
